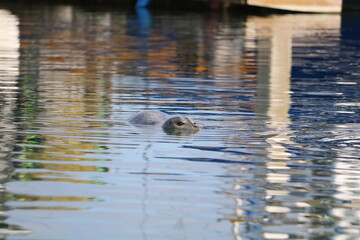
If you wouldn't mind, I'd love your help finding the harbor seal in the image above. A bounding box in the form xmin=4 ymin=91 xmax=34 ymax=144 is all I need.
xmin=128 ymin=110 xmax=200 ymax=135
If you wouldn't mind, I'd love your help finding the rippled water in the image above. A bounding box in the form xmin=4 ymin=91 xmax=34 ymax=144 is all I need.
xmin=0 ymin=3 xmax=360 ymax=239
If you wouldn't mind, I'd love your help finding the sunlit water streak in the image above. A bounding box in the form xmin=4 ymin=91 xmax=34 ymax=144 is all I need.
xmin=0 ymin=2 xmax=359 ymax=240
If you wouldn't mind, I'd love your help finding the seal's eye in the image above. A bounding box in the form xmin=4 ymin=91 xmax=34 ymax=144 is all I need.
xmin=176 ymin=121 xmax=185 ymax=126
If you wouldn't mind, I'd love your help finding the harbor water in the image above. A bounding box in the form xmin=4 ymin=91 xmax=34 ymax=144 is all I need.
xmin=0 ymin=3 xmax=360 ymax=239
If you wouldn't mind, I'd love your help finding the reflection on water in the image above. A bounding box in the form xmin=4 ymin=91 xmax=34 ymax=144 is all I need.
xmin=0 ymin=2 xmax=359 ymax=240
xmin=0 ymin=8 xmax=31 ymax=236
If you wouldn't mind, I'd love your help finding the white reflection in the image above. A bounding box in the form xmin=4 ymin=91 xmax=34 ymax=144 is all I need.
xmin=0 ymin=9 xmax=19 ymax=144
xmin=0 ymin=8 xmax=29 ymax=236
xmin=0 ymin=9 xmax=19 ymax=93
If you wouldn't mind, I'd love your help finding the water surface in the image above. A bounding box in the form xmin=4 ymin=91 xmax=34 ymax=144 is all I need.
xmin=0 ymin=3 xmax=360 ymax=240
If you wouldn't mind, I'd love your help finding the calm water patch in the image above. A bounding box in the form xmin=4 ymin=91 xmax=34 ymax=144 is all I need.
xmin=0 ymin=3 xmax=359 ymax=240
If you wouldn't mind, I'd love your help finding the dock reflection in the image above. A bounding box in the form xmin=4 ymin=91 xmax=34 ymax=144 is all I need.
xmin=226 ymin=13 xmax=342 ymax=239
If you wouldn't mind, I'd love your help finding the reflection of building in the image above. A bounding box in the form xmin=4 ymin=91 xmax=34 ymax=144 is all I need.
xmin=3 ymin=4 xmax=111 ymax=213
xmin=0 ymin=8 xmax=18 ymax=183
xmin=225 ymin=13 xmax=342 ymax=239
xmin=0 ymin=8 xmax=18 ymax=197
xmin=253 ymin=13 xmax=341 ymax=175
xmin=0 ymin=9 xmax=30 ymax=237
xmin=0 ymin=8 xmax=19 ymax=119
xmin=17 ymin=4 xmax=113 ymax=133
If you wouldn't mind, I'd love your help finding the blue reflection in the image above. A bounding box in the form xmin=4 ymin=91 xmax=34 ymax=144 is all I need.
xmin=136 ymin=7 xmax=152 ymax=36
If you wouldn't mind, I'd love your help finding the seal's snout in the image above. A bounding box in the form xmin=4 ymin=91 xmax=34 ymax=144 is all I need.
xmin=184 ymin=117 xmax=200 ymax=129
xmin=193 ymin=122 xmax=200 ymax=129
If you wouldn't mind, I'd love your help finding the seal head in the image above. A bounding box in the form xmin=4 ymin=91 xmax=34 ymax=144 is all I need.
xmin=162 ymin=116 xmax=200 ymax=135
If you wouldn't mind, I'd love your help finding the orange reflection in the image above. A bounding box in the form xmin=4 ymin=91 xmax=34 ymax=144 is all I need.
xmin=13 ymin=172 xmax=105 ymax=184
